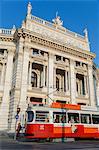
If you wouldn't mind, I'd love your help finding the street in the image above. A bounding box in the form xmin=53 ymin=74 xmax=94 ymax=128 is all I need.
xmin=0 ymin=135 xmax=99 ymax=150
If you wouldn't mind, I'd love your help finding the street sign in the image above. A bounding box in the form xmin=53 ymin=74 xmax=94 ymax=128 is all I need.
xmin=15 ymin=114 xmax=19 ymax=120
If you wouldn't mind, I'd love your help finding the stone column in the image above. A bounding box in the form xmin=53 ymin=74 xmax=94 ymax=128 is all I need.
xmin=15 ymin=37 xmax=24 ymax=89
xmin=78 ymin=80 xmax=80 ymax=95
xmin=96 ymin=81 xmax=99 ymax=106
xmin=46 ymin=65 xmax=48 ymax=88
xmin=9 ymin=38 xmax=24 ymax=132
xmin=67 ymin=71 xmax=70 ymax=93
xmin=48 ymin=53 xmax=54 ymax=105
xmin=54 ymin=67 xmax=56 ymax=89
xmin=40 ymin=70 xmax=43 ymax=87
xmin=29 ymin=62 xmax=32 ymax=89
xmin=80 ymin=80 xmax=83 ymax=95
xmin=0 ymin=63 xmax=5 ymax=85
xmin=37 ymin=71 xmax=40 ymax=88
xmin=43 ymin=65 xmax=45 ymax=87
xmin=62 ymin=76 xmax=64 ymax=92
xmin=0 ymin=50 xmax=14 ymax=130
xmin=88 ymin=64 xmax=95 ymax=106
xmin=65 ymin=71 xmax=67 ymax=92
xmin=70 ymin=59 xmax=76 ymax=104
xmin=19 ymin=46 xmax=29 ymax=111
xmin=84 ymin=76 xmax=87 ymax=96
xmin=59 ymin=76 xmax=61 ymax=91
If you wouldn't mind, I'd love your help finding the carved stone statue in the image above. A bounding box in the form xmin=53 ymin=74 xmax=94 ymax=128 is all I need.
xmin=27 ymin=2 xmax=32 ymax=16
xmin=83 ymin=28 xmax=88 ymax=38
xmin=52 ymin=12 xmax=63 ymax=26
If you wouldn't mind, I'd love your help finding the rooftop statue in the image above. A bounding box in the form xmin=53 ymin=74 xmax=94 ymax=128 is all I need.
xmin=83 ymin=28 xmax=88 ymax=38
xmin=27 ymin=2 xmax=32 ymax=17
xmin=52 ymin=12 xmax=63 ymax=26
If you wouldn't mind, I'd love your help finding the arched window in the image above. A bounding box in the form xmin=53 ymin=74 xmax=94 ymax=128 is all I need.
xmin=31 ymin=71 xmax=37 ymax=87
xmin=56 ymin=77 xmax=59 ymax=91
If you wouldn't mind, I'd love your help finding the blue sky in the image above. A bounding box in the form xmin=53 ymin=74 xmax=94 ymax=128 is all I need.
xmin=0 ymin=0 xmax=99 ymax=66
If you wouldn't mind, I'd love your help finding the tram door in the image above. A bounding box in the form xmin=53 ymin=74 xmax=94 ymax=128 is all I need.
xmin=34 ymin=111 xmax=53 ymax=138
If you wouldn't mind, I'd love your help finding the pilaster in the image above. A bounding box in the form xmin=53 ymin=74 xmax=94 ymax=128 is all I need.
xmin=47 ymin=53 xmax=54 ymax=105
xmin=43 ymin=65 xmax=46 ymax=87
xmin=84 ymin=76 xmax=87 ymax=95
xmin=70 ymin=59 xmax=76 ymax=104
xmin=28 ymin=61 xmax=32 ymax=89
xmin=96 ymin=81 xmax=99 ymax=106
xmin=88 ymin=64 xmax=96 ymax=106
xmin=8 ymin=38 xmax=24 ymax=131
xmin=54 ymin=67 xmax=56 ymax=89
xmin=0 ymin=49 xmax=14 ymax=130
xmin=0 ymin=62 xmax=5 ymax=85
xmin=15 ymin=37 xmax=24 ymax=89
xmin=65 ymin=70 xmax=67 ymax=92
xmin=19 ymin=45 xmax=29 ymax=111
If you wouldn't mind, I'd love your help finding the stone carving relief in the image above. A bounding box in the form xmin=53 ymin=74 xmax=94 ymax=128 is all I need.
xmin=31 ymin=23 xmax=87 ymax=51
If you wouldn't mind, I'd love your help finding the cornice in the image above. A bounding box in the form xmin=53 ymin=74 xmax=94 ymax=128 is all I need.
xmin=4 ymin=28 xmax=95 ymax=61
xmin=0 ymin=34 xmax=15 ymax=42
xmin=22 ymin=29 xmax=95 ymax=60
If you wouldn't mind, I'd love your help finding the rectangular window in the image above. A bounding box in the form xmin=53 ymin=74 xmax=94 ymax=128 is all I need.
xmin=53 ymin=112 xmax=66 ymax=123
xmin=35 ymin=111 xmax=49 ymax=122
xmin=68 ymin=113 xmax=79 ymax=123
xmin=81 ymin=114 xmax=91 ymax=124
xmin=0 ymin=49 xmax=4 ymax=55
xmin=56 ymin=55 xmax=61 ymax=61
xmin=33 ymin=49 xmax=39 ymax=55
xmin=92 ymin=115 xmax=99 ymax=124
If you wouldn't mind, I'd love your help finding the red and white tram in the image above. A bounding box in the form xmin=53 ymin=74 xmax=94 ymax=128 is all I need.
xmin=25 ymin=102 xmax=99 ymax=139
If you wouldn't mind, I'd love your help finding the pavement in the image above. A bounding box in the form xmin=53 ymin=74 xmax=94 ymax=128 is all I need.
xmin=0 ymin=131 xmax=99 ymax=150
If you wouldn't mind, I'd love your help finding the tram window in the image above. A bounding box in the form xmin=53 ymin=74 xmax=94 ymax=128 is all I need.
xmin=68 ymin=113 xmax=79 ymax=123
xmin=27 ymin=111 xmax=34 ymax=122
xmin=53 ymin=112 xmax=66 ymax=123
xmin=81 ymin=114 xmax=91 ymax=124
xmin=35 ymin=111 xmax=49 ymax=122
xmin=92 ymin=115 xmax=99 ymax=124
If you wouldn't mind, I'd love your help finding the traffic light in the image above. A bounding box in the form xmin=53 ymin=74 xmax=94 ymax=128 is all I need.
xmin=17 ymin=107 xmax=20 ymax=115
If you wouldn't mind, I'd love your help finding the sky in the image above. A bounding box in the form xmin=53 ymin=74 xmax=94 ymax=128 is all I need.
xmin=0 ymin=0 xmax=99 ymax=67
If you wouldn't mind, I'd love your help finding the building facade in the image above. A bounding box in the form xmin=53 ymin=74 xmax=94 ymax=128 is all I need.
xmin=0 ymin=2 xmax=99 ymax=132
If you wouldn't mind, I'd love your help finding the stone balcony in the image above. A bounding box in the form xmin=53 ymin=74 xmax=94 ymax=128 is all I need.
xmin=28 ymin=85 xmax=47 ymax=94
xmin=76 ymin=93 xmax=89 ymax=99
xmin=31 ymin=52 xmax=48 ymax=61
xmin=0 ymin=28 xmax=15 ymax=35
xmin=55 ymin=59 xmax=69 ymax=67
xmin=54 ymin=90 xmax=70 ymax=97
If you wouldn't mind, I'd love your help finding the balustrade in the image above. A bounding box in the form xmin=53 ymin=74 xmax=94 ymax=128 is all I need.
xmin=31 ymin=15 xmax=85 ymax=41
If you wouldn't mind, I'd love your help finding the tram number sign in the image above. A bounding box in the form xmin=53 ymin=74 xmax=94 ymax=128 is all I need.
xmin=40 ymin=125 xmax=44 ymax=130
xmin=15 ymin=114 xmax=19 ymax=120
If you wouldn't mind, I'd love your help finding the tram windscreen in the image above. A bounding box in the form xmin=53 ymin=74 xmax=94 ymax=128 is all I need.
xmin=27 ymin=111 xmax=34 ymax=122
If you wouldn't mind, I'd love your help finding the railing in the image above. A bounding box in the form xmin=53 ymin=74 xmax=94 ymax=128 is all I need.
xmin=31 ymin=15 xmax=85 ymax=41
xmin=0 ymin=29 xmax=15 ymax=35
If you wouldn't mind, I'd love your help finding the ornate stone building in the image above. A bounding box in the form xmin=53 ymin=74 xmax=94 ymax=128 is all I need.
xmin=0 ymin=2 xmax=99 ymax=131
